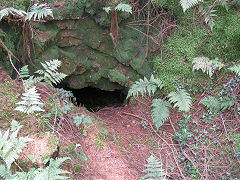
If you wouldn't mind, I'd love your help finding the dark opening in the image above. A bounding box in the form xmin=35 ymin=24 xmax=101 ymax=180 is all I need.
xmin=68 ymin=87 xmax=127 ymax=112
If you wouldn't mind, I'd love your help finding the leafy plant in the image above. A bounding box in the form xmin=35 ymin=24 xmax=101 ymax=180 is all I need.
xmin=25 ymin=3 xmax=53 ymax=21
xmin=192 ymin=57 xmax=224 ymax=78
xmin=0 ymin=120 xmax=32 ymax=169
xmin=180 ymin=0 xmax=203 ymax=12
xmin=73 ymin=114 xmax=92 ymax=136
xmin=127 ymin=75 xmax=192 ymax=129
xmin=0 ymin=157 xmax=70 ymax=180
xmin=15 ymin=86 xmax=44 ymax=114
xmin=19 ymin=65 xmax=30 ymax=79
xmin=35 ymin=59 xmax=67 ymax=85
xmin=168 ymin=89 xmax=192 ymax=112
xmin=0 ymin=3 xmax=53 ymax=22
xmin=201 ymin=8 xmax=217 ymax=31
xmin=141 ymin=155 xmax=167 ymax=180
xmin=16 ymin=59 xmax=67 ymax=115
xmin=114 ymin=3 xmax=132 ymax=14
xmin=0 ymin=7 xmax=27 ymax=21
xmin=174 ymin=115 xmax=193 ymax=147
xmin=103 ymin=3 xmax=132 ymax=14
xmin=151 ymin=99 xmax=171 ymax=130
xmin=228 ymin=64 xmax=240 ymax=76
xmin=73 ymin=114 xmax=92 ymax=127
xmin=200 ymin=95 xmax=235 ymax=112
xmin=127 ymin=75 xmax=163 ymax=99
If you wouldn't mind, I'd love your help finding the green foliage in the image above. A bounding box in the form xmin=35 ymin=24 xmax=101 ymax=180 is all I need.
xmin=180 ymin=0 xmax=202 ymax=12
xmin=73 ymin=114 xmax=92 ymax=127
xmin=0 ymin=7 xmax=26 ymax=21
xmin=153 ymin=26 xmax=207 ymax=91
xmin=168 ymin=89 xmax=192 ymax=112
xmin=114 ymin=3 xmax=132 ymax=14
xmin=0 ymin=120 xmax=32 ymax=169
xmin=73 ymin=114 xmax=92 ymax=136
xmin=192 ymin=56 xmax=224 ymax=77
xmin=25 ymin=3 xmax=53 ymax=21
xmin=0 ymin=157 xmax=70 ymax=180
xmin=127 ymin=75 xmax=163 ymax=99
xmin=35 ymin=59 xmax=67 ymax=85
xmin=141 ymin=155 xmax=167 ymax=180
xmin=19 ymin=65 xmax=30 ymax=79
xmin=201 ymin=8 xmax=217 ymax=31
xmin=0 ymin=3 xmax=53 ymax=22
xmin=200 ymin=95 xmax=235 ymax=112
xmin=103 ymin=3 xmax=132 ymax=14
xmin=151 ymin=99 xmax=171 ymax=130
xmin=15 ymin=86 xmax=44 ymax=114
xmin=174 ymin=115 xmax=193 ymax=147
xmin=228 ymin=64 xmax=240 ymax=76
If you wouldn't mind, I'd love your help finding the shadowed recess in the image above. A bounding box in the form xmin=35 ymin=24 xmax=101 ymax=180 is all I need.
xmin=69 ymin=87 xmax=127 ymax=112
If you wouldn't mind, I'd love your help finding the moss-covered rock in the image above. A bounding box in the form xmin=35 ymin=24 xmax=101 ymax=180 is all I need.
xmin=32 ymin=17 xmax=152 ymax=91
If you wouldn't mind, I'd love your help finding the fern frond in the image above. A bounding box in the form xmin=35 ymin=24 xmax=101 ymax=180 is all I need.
xmin=200 ymin=96 xmax=235 ymax=111
xmin=180 ymin=0 xmax=203 ymax=12
xmin=15 ymin=86 xmax=44 ymax=114
xmin=25 ymin=3 xmax=53 ymax=21
xmin=0 ymin=7 xmax=27 ymax=21
xmin=0 ymin=158 xmax=70 ymax=179
xmin=35 ymin=59 xmax=67 ymax=85
xmin=23 ymin=76 xmax=44 ymax=89
xmin=168 ymin=89 xmax=192 ymax=112
xmin=34 ymin=157 xmax=70 ymax=179
xmin=0 ymin=121 xmax=32 ymax=169
xmin=142 ymin=155 xmax=167 ymax=180
xmin=228 ymin=64 xmax=240 ymax=76
xmin=192 ymin=57 xmax=224 ymax=77
xmin=151 ymin=99 xmax=171 ymax=130
xmin=0 ymin=164 xmax=12 ymax=179
xmin=127 ymin=75 xmax=163 ymax=99
xmin=115 ymin=3 xmax=132 ymax=14
xmin=19 ymin=65 xmax=30 ymax=79
xmin=201 ymin=8 xmax=217 ymax=31
xmin=200 ymin=96 xmax=219 ymax=111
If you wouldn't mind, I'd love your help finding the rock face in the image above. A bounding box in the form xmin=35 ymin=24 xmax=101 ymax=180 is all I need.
xmin=0 ymin=1 xmax=153 ymax=91
xmin=34 ymin=17 xmax=153 ymax=91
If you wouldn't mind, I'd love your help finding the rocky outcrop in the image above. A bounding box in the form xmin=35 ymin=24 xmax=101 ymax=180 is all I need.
xmin=34 ymin=17 xmax=153 ymax=91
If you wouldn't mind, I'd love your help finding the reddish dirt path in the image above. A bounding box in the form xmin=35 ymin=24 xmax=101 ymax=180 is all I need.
xmin=79 ymin=100 xmax=156 ymax=180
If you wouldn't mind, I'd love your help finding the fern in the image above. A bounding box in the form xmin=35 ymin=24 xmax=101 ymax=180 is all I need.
xmin=115 ymin=3 xmax=132 ymax=14
xmin=151 ymin=99 xmax=171 ymax=130
xmin=0 ymin=120 xmax=32 ymax=169
xmin=35 ymin=59 xmax=67 ymax=85
xmin=192 ymin=57 xmax=224 ymax=77
xmin=201 ymin=7 xmax=217 ymax=31
xmin=142 ymin=155 xmax=167 ymax=180
xmin=15 ymin=86 xmax=44 ymax=114
xmin=228 ymin=64 xmax=240 ymax=76
xmin=127 ymin=75 xmax=163 ymax=99
xmin=25 ymin=3 xmax=53 ymax=21
xmin=19 ymin=65 xmax=30 ymax=79
xmin=0 ymin=158 xmax=70 ymax=179
xmin=168 ymin=89 xmax=192 ymax=112
xmin=0 ymin=7 xmax=27 ymax=21
xmin=180 ymin=0 xmax=203 ymax=12
xmin=34 ymin=157 xmax=70 ymax=179
xmin=200 ymin=95 xmax=235 ymax=111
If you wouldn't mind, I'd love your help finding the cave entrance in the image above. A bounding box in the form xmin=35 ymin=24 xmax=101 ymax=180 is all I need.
xmin=68 ymin=87 xmax=127 ymax=112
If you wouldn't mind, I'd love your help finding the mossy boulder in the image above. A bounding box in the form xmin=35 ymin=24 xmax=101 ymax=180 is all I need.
xmin=33 ymin=17 xmax=152 ymax=91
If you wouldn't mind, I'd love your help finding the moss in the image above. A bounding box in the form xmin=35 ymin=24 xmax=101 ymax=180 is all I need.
xmin=153 ymin=26 xmax=207 ymax=91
